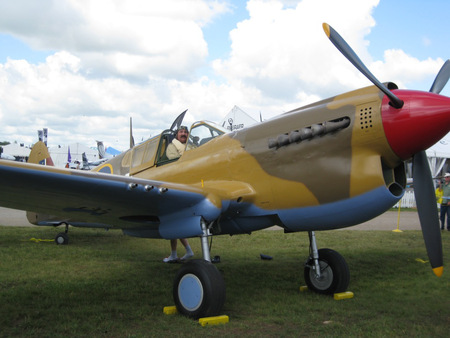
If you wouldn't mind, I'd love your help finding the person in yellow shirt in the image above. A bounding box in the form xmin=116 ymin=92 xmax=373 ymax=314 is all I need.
xmin=436 ymin=181 xmax=443 ymax=204
xmin=436 ymin=180 xmax=444 ymax=230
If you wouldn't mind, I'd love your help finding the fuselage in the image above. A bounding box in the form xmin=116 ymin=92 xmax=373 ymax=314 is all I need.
xmin=97 ymin=84 xmax=446 ymax=234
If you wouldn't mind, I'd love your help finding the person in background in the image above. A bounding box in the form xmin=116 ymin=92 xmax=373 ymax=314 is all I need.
xmin=440 ymin=173 xmax=450 ymax=231
xmin=163 ymin=239 xmax=194 ymax=263
xmin=436 ymin=180 xmax=444 ymax=229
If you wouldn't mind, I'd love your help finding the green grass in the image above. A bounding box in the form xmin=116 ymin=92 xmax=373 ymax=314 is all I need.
xmin=0 ymin=226 xmax=449 ymax=337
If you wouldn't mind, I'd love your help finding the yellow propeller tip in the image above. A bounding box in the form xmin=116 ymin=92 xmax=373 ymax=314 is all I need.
xmin=432 ymin=266 xmax=443 ymax=277
xmin=322 ymin=23 xmax=331 ymax=37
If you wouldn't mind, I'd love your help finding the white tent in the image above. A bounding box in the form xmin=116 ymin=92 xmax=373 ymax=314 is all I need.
xmin=1 ymin=143 xmax=31 ymax=160
xmin=426 ymin=132 xmax=450 ymax=177
xmin=49 ymin=143 xmax=99 ymax=168
xmin=219 ymin=106 xmax=259 ymax=132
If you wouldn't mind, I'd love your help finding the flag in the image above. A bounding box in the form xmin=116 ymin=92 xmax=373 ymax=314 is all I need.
xmin=67 ymin=146 xmax=71 ymax=164
xmin=43 ymin=128 xmax=48 ymax=146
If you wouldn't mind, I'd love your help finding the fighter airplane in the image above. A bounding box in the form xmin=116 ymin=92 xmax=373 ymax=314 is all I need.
xmin=0 ymin=24 xmax=449 ymax=319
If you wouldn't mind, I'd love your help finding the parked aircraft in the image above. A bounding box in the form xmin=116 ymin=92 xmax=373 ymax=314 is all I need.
xmin=0 ymin=24 xmax=449 ymax=319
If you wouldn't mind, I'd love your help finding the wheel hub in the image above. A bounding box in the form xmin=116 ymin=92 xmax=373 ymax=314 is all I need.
xmin=178 ymin=273 xmax=204 ymax=311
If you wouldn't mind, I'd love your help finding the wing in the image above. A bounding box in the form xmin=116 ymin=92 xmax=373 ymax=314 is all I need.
xmin=0 ymin=160 xmax=222 ymax=239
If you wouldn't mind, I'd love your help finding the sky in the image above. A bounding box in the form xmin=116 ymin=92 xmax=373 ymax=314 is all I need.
xmin=0 ymin=0 xmax=449 ymax=151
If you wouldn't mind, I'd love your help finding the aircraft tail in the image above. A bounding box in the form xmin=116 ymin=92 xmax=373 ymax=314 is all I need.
xmin=82 ymin=152 xmax=90 ymax=169
xmin=27 ymin=141 xmax=54 ymax=166
xmin=97 ymin=141 xmax=107 ymax=159
xmin=130 ymin=117 xmax=135 ymax=148
xmin=26 ymin=141 xmax=58 ymax=225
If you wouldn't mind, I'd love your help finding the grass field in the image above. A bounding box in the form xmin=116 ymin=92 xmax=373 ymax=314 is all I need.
xmin=0 ymin=225 xmax=449 ymax=337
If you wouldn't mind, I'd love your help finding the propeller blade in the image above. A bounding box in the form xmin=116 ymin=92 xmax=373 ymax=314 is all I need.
xmin=412 ymin=150 xmax=443 ymax=277
xmin=429 ymin=59 xmax=450 ymax=94
xmin=322 ymin=23 xmax=404 ymax=109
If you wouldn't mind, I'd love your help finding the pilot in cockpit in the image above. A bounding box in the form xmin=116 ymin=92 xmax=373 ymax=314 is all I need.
xmin=166 ymin=126 xmax=189 ymax=160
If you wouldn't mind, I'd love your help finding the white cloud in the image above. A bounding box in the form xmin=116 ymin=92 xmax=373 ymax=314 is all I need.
xmin=0 ymin=0 xmax=447 ymax=154
xmin=0 ymin=0 xmax=230 ymax=80
xmin=422 ymin=36 xmax=432 ymax=47
xmin=0 ymin=50 xmax=259 ymax=149
xmin=371 ymin=49 xmax=445 ymax=90
xmin=213 ymin=0 xmax=380 ymax=101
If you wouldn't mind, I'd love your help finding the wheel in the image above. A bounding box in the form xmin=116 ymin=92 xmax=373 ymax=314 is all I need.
xmin=304 ymin=248 xmax=349 ymax=294
xmin=173 ymin=259 xmax=226 ymax=319
xmin=55 ymin=232 xmax=69 ymax=245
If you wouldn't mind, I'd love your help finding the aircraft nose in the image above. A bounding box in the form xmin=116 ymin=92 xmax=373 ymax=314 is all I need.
xmin=381 ymin=90 xmax=450 ymax=160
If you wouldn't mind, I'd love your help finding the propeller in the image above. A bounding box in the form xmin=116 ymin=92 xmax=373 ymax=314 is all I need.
xmin=429 ymin=59 xmax=450 ymax=94
xmin=322 ymin=23 xmax=404 ymax=109
xmin=323 ymin=23 xmax=446 ymax=276
xmin=413 ymin=151 xmax=443 ymax=276
xmin=412 ymin=59 xmax=450 ymax=277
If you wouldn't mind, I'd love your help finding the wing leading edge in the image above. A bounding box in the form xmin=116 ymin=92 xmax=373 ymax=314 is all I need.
xmin=0 ymin=160 xmax=221 ymax=239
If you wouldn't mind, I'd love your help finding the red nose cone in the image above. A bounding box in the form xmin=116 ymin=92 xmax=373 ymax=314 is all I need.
xmin=382 ymin=90 xmax=450 ymax=160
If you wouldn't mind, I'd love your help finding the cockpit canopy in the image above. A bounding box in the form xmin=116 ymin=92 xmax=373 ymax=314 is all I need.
xmin=126 ymin=121 xmax=226 ymax=175
xmin=186 ymin=121 xmax=227 ymax=149
xmin=94 ymin=120 xmax=227 ymax=176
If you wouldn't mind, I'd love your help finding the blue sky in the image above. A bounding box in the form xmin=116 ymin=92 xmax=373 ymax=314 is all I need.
xmin=0 ymin=0 xmax=449 ymax=152
xmin=369 ymin=0 xmax=450 ymax=61
xmin=0 ymin=34 xmax=49 ymax=63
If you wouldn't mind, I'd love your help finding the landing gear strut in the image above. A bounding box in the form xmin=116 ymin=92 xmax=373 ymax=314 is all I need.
xmin=304 ymin=231 xmax=350 ymax=294
xmin=172 ymin=219 xmax=226 ymax=318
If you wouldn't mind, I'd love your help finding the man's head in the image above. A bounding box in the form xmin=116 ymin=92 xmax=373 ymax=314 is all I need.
xmin=445 ymin=173 xmax=450 ymax=182
xmin=176 ymin=126 xmax=189 ymax=144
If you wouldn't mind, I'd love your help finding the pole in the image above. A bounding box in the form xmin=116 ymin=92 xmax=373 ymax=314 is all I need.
xmin=393 ymin=199 xmax=403 ymax=233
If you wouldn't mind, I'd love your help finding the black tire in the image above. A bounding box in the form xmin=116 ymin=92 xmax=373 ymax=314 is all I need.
xmin=173 ymin=259 xmax=226 ymax=319
xmin=55 ymin=232 xmax=69 ymax=245
xmin=304 ymin=248 xmax=349 ymax=294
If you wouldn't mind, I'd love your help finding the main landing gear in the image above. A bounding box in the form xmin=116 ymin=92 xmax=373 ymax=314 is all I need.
xmin=55 ymin=223 xmax=70 ymax=245
xmin=304 ymin=231 xmax=350 ymax=294
xmin=172 ymin=219 xmax=226 ymax=319
xmin=172 ymin=227 xmax=349 ymax=318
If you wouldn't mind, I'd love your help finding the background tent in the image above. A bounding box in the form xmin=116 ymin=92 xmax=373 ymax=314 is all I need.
xmin=426 ymin=132 xmax=450 ymax=177
xmin=219 ymin=106 xmax=259 ymax=132
xmin=1 ymin=143 xmax=31 ymax=161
